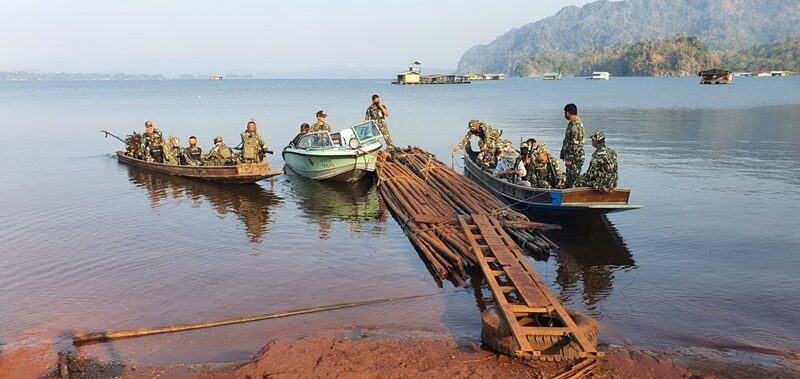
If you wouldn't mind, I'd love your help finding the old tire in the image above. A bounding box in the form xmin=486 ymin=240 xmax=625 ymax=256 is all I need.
xmin=480 ymin=307 xmax=598 ymax=362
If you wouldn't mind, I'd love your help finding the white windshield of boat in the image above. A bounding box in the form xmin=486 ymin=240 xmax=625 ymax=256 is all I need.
xmin=352 ymin=121 xmax=382 ymax=142
xmin=296 ymin=132 xmax=333 ymax=148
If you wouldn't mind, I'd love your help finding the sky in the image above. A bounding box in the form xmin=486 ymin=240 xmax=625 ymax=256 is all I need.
xmin=0 ymin=0 xmax=593 ymax=75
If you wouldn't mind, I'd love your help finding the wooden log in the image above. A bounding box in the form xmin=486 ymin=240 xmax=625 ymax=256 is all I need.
xmin=72 ymin=293 xmax=439 ymax=345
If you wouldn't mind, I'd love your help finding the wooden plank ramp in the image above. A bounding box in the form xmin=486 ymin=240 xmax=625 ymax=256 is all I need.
xmin=460 ymin=214 xmax=599 ymax=358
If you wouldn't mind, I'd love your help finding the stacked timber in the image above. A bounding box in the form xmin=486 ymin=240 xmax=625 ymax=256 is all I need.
xmin=376 ymin=148 xmax=559 ymax=286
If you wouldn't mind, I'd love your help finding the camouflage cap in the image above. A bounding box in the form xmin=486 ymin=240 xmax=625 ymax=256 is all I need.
xmin=213 ymin=135 xmax=224 ymax=143
xmin=145 ymin=120 xmax=153 ymax=127
xmin=535 ymin=142 xmax=548 ymax=152
xmin=591 ymin=131 xmax=606 ymax=142
xmin=468 ymin=119 xmax=481 ymax=128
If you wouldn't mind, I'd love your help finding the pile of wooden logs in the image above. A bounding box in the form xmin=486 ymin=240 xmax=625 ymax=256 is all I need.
xmin=376 ymin=148 xmax=559 ymax=286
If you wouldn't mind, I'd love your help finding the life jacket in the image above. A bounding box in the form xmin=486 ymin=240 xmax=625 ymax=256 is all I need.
xmin=242 ymin=133 xmax=261 ymax=160
xmin=150 ymin=146 xmax=164 ymax=163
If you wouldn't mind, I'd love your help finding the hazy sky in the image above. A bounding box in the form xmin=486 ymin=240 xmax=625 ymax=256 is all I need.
xmin=1 ymin=0 xmax=592 ymax=74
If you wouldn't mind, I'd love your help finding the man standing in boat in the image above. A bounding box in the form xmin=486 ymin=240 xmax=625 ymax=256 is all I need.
xmin=140 ymin=120 xmax=163 ymax=160
xmin=365 ymin=94 xmax=394 ymax=148
xmin=239 ymin=120 xmax=268 ymax=163
xmin=309 ymin=110 xmax=331 ymax=133
xmin=576 ymin=131 xmax=618 ymax=192
xmin=560 ymin=103 xmax=586 ymax=188
xmin=182 ymin=136 xmax=204 ymax=166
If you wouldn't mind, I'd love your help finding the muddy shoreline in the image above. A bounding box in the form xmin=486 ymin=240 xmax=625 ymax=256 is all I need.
xmin=2 ymin=329 xmax=797 ymax=379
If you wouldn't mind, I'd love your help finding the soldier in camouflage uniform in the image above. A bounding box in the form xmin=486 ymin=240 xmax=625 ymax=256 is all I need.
xmin=144 ymin=135 xmax=166 ymax=163
xmin=162 ymin=135 xmax=182 ymax=165
xmin=365 ymin=94 xmax=394 ymax=148
xmin=206 ymin=136 xmax=237 ymax=166
xmin=528 ymin=142 xmax=565 ymax=189
xmin=309 ymin=110 xmax=331 ymax=133
xmin=239 ymin=120 xmax=268 ymax=163
xmin=140 ymin=120 xmax=163 ymax=160
xmin=452 ymin=119 xmax=505 ymax=162
xmin=576 ymin=131 xmax=618 ymax=192
xmin=125 ymin=132 xmax=144 ymax=159
xmin=559 ymin=104 xmax=585 ymax=188
xmin=182 ymin=136 xmax=204 ymax=166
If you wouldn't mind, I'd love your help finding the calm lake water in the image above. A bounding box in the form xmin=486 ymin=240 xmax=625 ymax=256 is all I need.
xmin=1 ymin=78 xmax=798 ymax=371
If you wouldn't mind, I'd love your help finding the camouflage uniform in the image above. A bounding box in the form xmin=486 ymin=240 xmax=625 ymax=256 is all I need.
xmin=125 ymin=133 xmax=144 ymax=159
xmin=140 ymin=128 xmax=163 ymax=159
xmin=309 ymin=121 xmax=331 ymax=133
xmin=182 ymin=146 xmax=204 ymax=166
xmin=576 ymin=132 xmax=618 ymax=192
xmin=528 ymin=143 xmax=564 ymax=189
xmin=162 ymin=135 xmax=182 ymax=165
xmin=206 ymin=138 xmax=237 ymax=166
xmin=144 ymin=137 xmax=165 ymax=163
xmin=365 ymin=103 xmax=394 ymax=148
xmin=457 ymin=120 xmax=504 ymax=151
xmin=560 ymin=116 xmax=585 ymax=188
xmin=239 ymin=131 xmax=268 ymax=163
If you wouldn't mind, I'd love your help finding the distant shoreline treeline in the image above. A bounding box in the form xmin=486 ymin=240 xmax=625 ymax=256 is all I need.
xmin=0 ymin=72 xmax=256 ymax=81
xmin=515 ymin=35 xmax=800 ymax=77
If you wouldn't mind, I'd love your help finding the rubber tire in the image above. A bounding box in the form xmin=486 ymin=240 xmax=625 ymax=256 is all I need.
xmin=480 ymin=307 xmax=598 ymax=362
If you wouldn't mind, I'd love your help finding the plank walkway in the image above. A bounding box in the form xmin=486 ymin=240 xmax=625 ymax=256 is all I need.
xmin=460 ymin=214 xmax=598 ymax=358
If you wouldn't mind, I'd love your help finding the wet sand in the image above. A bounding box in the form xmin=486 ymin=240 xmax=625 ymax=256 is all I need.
xmin=4 ymin=329 xmax=798 ymax=379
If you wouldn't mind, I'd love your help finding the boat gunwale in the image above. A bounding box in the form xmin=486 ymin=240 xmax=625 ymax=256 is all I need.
xmin=115 ymin=151 xmax=283 ymax=183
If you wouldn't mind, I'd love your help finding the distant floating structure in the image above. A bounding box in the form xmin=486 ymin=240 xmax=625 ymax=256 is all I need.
xmin=543 ymin=72 xmax=562 ymax=80
xmin=589 ymin=71 xmax=611 ymax=80
xmin=698 ymin=69 xmax=733 ymax=84
xmin=209 ymin=75 xmax=224 ymax=81
xmin=393 ymin=61 xmax=471 ymax=85
xmin=467 ymin=73 xmax=506 ymax=81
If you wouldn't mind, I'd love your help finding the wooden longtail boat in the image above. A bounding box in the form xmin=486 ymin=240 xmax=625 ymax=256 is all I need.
xmin=115 ymin=151 xmax=283 ymax=184
xmin=463 ymin=145 xmax=641 ymax=216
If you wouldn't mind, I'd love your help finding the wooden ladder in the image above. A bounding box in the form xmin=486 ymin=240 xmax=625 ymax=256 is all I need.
xmin=459 ymin=214 xmax=598 ymax=358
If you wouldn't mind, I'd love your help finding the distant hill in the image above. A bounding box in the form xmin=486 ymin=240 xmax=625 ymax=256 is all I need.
xmin=457 ymin=0 xmax=800 ymax=75
xmin=722 ymin=36 xmax=800 ymax=72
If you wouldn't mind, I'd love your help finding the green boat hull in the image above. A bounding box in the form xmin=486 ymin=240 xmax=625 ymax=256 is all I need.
xmin=282 ymin=145 xmax=380 ymax=182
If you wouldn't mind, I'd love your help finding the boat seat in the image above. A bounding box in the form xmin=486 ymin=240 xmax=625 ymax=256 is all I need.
xmin=330 ymin=132 xmax=341 ymax=146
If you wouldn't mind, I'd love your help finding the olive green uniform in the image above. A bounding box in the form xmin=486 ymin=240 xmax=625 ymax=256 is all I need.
xmin=365 ymin=103 xmax=394 ymax=148
xmin=239 ymin=131 xmax=268 ymax=163
xmin=560 ymin=116 xmax=585 ymax=188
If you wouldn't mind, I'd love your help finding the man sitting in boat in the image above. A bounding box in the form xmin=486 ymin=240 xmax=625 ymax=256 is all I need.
xmin=124 ymin=132 xmax=144 ymax=159
xmin=206 ymin=136 xmax=238 ymax=166
xmin=182 ymin=136 xmax=204 ymax=166
xmin=162 ymin=135 xmax=182 ymax=165
xmin=144 ymin=135 xmax=166 ymax=163
xmin=290 ymin=123 xmax=310 ymax=147
xmin=527 ymin=142 xmax=564 ymax=189
xmin=494 ymin=145 xmax=527 ymax=184
xmin=575 ymin=131 xmax=618 ymax=192
xmin=239 ymin=120 xmax=268 ymax=163
xmin=309 ymin=110 xmax=331 ymax=133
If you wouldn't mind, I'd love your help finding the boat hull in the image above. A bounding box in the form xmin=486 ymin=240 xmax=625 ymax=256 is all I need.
xmin=115 ymin=151 xmax=282 ymax=184
xmin=463 ymin=155 xmax=641 ymax=216
xmin=282 ymin=147 xmax=380 ymax=182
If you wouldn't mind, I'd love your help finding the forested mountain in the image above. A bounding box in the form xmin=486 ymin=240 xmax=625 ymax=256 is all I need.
xmin=457 ymin=0 xmax=800 ymax=75
xmin=722 ymin=37 xmax=800 ymax=72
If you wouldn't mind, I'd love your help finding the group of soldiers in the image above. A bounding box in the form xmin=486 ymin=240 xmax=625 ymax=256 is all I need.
xmin=124 ymin=120 xmax=269 ymax=166
xmin=452 ymin=103 xmax=619 ymax=192
xmin=289 ymin=94 xmax=394 ymax=149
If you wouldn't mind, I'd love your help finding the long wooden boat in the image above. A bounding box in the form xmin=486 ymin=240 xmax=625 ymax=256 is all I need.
xmin=282 ymin=121 xmax=382 ymax=182
xmin=462 ymin=150 xmax=641 ymax=216
xmin=116 ymin=151 xmax=283 ymax=184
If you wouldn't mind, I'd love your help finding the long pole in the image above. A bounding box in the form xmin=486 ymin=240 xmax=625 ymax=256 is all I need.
xmin=72 ymin=293 xmax=439 ymax=345
xmin=100 ymin=129 xmax=127 ymax=144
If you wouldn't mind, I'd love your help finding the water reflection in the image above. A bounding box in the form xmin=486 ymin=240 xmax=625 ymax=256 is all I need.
xmin=283 ymin=171 xmax=386 ymax=240
xmin=127 ymin=169 xmax=283 ymax=242
xmin=548 ymin=216 xmax=636 ymax=308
